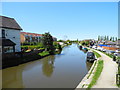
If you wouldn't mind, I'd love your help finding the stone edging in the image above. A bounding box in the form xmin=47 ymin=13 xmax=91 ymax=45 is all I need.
xmin=76 ymin=58 xmax=99 ymax=88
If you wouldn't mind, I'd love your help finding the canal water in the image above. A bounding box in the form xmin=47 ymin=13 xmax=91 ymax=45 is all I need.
xmin=2 ymin=44 xmax=92 ymax=88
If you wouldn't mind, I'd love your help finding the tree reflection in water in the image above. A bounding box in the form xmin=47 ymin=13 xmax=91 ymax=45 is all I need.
xmin=42 ymin=55 xmax=55 ymax=77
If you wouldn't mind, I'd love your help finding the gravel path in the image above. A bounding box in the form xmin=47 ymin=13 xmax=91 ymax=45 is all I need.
xmin=93 ymin=50 xmax=118 ymax=88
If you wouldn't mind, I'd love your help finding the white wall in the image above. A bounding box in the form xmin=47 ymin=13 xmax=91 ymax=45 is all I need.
xmin=0 ymin=28 xmax=21 ymax=52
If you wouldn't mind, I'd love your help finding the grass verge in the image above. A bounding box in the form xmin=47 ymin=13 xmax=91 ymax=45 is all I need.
xmin=39 ymin=51 xmax=49 ymax=56
xmin=87 ymin=60 xmax=103 ymax=89
xmin=93 ymin=51 xmax=101 ymax=58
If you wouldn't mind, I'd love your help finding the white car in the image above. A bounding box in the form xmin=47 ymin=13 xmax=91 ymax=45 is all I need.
xmin=102 ymin=49 xmax=106 ymax=52
xmin=115 ymin=50 xmax=120 ymax=53
xmin=97 ymin=47 xmax=103 ymax=51
xmin=92 ymin=46 xmax=97 ymax=49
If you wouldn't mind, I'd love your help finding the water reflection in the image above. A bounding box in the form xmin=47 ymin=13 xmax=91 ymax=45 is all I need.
xmin=42 ymin=56 xmax=55 ymax=77
xmin=86 ymin=61 xmax=93 ymax=71
xmin=2 ymin=65 xmax=24 ymax=88
xmin=2 ymin=44 xmax=93 ymax=88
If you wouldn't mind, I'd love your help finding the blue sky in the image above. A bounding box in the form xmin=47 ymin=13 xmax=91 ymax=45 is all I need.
xmin=2 ymin=2 xmax=118 ymax=40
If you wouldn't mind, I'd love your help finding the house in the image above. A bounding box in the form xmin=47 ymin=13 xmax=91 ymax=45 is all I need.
xmin=0 ymin=16 xmax=22 ymax=53
xmin=20 ymin=32 xmax=57 ymax=44
xmin=20 ymin=32 xmax=42 ymax=44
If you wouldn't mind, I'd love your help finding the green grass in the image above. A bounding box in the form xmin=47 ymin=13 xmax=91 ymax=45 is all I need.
xmin=87 ymin=60 xmax=103 ymax=88
xmin=38 ymin=51 xmax=49 ymax=56
xmin=87 ymin=61 xmax=97 ymax=79
xmin=93 ymin=51 xmax=101 ymax=58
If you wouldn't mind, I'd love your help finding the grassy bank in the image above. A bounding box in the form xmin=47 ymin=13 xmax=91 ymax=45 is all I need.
xmin=93 ymin=51 xmax=101 ymax=58
xmin=87 ymin=60 xmax=103 ymax=88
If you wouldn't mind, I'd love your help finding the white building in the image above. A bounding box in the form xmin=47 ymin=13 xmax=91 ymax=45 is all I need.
xmin=0 ymin=16 xmax=22 ymax=53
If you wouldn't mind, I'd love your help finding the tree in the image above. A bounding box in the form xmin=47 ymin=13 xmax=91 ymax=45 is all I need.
xmin=42 ymin=32 xmax=55 ymax=54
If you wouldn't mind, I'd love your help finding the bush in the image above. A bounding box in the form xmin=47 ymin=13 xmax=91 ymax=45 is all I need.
xmin=53 ymin=42 xmax=62 ymax=50
xmin=21 ymin=43 xmax=44 ymax=50
xmin=39 ymin=51 xmax=49 ymax=56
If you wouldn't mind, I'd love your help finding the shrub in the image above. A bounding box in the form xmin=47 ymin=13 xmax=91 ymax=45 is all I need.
xmin=39 ymin=51 xmax=49 ymax=56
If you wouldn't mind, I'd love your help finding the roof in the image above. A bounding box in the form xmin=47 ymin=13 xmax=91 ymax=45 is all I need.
xmin=21 ymin=32 xmax=43 ymax=36
xmin=1 ymin=38 xmax=16 ymax=46
xmin=0 ymin=16 xmax=22 ymax=30
xmin=106 ymin=41 xmax=117 ymax=45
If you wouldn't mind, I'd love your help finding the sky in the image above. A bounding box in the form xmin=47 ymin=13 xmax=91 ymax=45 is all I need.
xmin=1 ymin=2 xmax=118 ymax=40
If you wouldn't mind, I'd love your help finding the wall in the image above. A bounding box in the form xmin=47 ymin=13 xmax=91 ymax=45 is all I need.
xmin=20 ymin=34 xmax=25 ymax=43
xmin=0 ymin=28 xmax=21 ymax=52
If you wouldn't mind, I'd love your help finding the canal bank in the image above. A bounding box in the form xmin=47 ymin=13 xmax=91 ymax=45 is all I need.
xmin=2 ymin=44 xmax=93 ymax=88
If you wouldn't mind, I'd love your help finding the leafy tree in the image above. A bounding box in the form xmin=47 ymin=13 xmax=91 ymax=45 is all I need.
xmin=42 ymin=32 xmax=55 ymax=54
xmin=58 ymin=40 xmax=64 ymax=42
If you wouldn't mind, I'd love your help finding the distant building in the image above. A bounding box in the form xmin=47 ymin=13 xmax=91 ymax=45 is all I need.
xmin=98 ymin=41 xmax=119 ymax=51
xmin=0 ymin=16 xmax=22 ymax=53
xmin=21 ymin=32 xmax=42 ymax=43
xmin=20 ymin=32 xmax=57 ymax=44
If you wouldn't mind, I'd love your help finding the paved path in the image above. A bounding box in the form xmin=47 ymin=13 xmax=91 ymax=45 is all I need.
xmin=93 ymin=50 xmax=118 ymax=88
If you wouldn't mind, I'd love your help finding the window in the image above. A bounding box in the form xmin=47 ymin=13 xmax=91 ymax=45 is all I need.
xmin=4 ymin=46 xmax=14 ymax=53
xmin=2 ymin=29 xmax=5 ymax=38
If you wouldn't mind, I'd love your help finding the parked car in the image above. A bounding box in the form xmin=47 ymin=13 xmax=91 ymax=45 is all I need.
xmin=86 ymin=52 xmax=96 ymax=62
xmin=114 ymin=52 xmax=118 ymax=56
xmin=92 ymin=45 xmax=97 ymax=49
xmin=115 ymin=50 xmax=120 ymax=53
xmin=110 ymin=51 xmax=115 ymax=54
xmin=89 ymin=46 xmax=92 ymax=48
xmin=101 ymin=48 xmax=106 ymax=52
xmin=106 ymin=50 xmax=115 ymax=54
xmin=97 ymin=47 xmax=103 ymax=51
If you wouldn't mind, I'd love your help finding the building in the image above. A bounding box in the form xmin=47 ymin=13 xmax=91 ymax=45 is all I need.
xmin=20 ymin=32 xmax=57 ymax=44
xmin=0 ymin=16 xmax=22 ymax=53
xmin=98 ymin=41 xmax=119 ymax=51
xmin=20 ymin=32 xmax=42 ymax=44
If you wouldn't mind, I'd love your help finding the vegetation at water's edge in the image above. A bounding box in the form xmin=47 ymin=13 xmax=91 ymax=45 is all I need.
xmin=39 ymin=51 xmax=49 ymax=56
xmin=93 ymin=51 xmax=101 ymax=58
xmin=87 ymin=60 xmax=103 ymax=89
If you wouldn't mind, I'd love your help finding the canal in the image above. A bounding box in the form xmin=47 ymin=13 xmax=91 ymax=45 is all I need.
xmin=2 ymin=44 xmax=92 ymax=88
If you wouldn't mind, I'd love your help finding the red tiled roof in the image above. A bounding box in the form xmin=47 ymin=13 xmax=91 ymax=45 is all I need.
xmin=21 ymin=32 xmax=42 ymax=36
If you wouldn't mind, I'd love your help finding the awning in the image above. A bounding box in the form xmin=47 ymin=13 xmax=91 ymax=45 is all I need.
xmin=0 ymin=38 xmax=16 ymax=46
